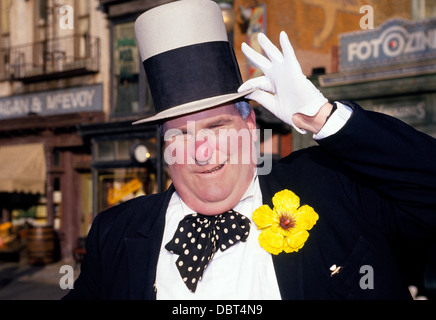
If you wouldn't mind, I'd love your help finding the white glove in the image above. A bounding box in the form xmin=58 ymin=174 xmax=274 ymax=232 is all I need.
xmin=238 ymin=31 xmax=328 ymax=134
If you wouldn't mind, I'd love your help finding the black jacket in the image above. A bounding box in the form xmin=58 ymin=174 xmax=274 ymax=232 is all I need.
xmin=63 ymin=102 xmax=436 ymax=299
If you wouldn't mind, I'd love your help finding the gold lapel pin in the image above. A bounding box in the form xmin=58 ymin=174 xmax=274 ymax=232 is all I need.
xmin=330 ymin=264 xmax=342 ymax=277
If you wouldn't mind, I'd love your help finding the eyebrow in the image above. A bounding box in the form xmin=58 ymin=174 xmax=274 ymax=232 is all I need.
xmin=203 ymin=116 xmax=233 ymax=128
xmin=169 ymin=115 xmax=233 ymax=132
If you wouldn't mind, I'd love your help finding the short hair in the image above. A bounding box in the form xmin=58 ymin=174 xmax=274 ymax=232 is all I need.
xmin=234 ymin=100 xmax=252 ymax=120
xmin=158 ymin=100 xmax=253 ymax=136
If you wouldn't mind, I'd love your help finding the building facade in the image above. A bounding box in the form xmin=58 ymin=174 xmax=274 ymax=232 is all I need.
xmin=286 ymin=0 xmax=436 ymax=150
xmin=0 ymin=0 xmax=111 ymax=261
xmin=1 ymin=0 xmax=435 ymax=267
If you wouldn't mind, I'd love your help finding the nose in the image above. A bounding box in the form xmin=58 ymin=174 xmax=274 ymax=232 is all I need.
xmin=194 ymin=139 xmax=213 ymax=164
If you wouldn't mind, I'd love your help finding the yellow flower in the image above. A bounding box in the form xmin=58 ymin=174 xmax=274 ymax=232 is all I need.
xmin=253 ymin=189 xmax=319 ymax=255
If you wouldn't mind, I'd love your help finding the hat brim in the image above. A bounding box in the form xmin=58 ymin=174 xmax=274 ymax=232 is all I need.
xmin=132 ymin=89 xmax=255 ymax=125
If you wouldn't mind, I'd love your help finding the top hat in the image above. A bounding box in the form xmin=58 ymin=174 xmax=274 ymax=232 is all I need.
xmin=132 ymin=0 xmax=254 ymax=125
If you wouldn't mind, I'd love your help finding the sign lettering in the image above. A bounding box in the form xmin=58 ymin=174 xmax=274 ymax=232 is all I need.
xmin=0 ymin=84 xmax=103 ymax=120
xmin=340 ymin=18 xmax=436 ymax=71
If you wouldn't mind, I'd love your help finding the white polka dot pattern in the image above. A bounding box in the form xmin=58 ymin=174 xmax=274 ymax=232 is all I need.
xmin=165 ymin=210 xmax=250 ymax=292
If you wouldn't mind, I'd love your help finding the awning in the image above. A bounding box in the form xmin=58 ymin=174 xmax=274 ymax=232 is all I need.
xmin=0 ymin=143 xmax=46 ymax=194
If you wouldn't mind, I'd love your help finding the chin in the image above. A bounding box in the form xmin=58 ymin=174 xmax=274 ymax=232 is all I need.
xmin=195 ymin=189 xmax=243 ymax=215
xmin=194 ymin=204 xmax=234 ymax=216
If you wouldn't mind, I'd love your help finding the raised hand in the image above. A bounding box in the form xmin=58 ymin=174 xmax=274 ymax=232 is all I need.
xmin=238 ymin=31 xmax=328 ymax=134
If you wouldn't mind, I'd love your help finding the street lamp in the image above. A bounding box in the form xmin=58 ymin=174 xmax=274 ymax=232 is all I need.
xmin=131 ymin=143 xmax=151 ymax=164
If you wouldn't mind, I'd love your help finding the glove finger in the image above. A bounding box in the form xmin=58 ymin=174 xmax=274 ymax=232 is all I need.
xmin=241 ymin=42 xmax=271 ymax=71
xmin=245 ymin=90 xmax=277 ymax=112
xmin=238 ymin=76 xmax=274 ymax=94
xmin=258 ymin=33 xmax=284 ymax=64
xmin=279 ymin=31 xmax=303 ymax=74
xmin=248 ymin=90 xmax=307 ymax=135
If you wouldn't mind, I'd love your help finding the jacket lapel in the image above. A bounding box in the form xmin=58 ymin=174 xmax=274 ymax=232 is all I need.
xmin=123 ymin=164 xmax=305 ymax=299
xmin=125 ymin=185 xmax=175 ymax=299
xmin=259 ymin=165 xmax=305 ymax=300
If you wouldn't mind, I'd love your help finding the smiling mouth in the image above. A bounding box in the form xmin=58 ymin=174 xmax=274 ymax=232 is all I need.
xmin=202 ymin=162 xmax=225 ymax=174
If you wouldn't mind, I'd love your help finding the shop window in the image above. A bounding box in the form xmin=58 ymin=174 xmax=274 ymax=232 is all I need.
xmin=425 ymin=0 xmax=436 ymax=17
xmin=80 ymin=173 xmax=92 ymax=236
xmin=94 ymin=138 xmax=157 ymax=163
xmin=52 ymin=150 xmax=61 ymax=168
xmin=0 ymin=0 xmax=11 ymax=80
xmin=412 ymin=0 xmax=436 ymax=19
xmin=52 ymin=176 xmax=62 ymax=229
xmin=35 ymin=0 xmax=48 ymax=42
xmin=95 ymin=140 xmax=114 ymax=162
xmin=92 ymin=137 xmax=164 ymax=213
xmin=98 ymin=167 xmax=157 ymax=212
xmin=116 ymin=140 xmax=132 ymax=161
xmin=76 ymin=0 xmax=90 ymax=58
xmin=112 ymin=21 xmax=153 ymax=116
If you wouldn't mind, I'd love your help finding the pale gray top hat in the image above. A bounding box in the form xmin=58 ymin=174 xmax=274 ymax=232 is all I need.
xmin=132 ymin=0 xmax=254 ymax=125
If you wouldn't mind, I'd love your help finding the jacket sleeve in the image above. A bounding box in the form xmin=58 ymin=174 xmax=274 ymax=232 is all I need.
xmin=61 ymin=212 xmax=105 ymax=300
xmin=316 ymin=101 xmax=436 ymax=245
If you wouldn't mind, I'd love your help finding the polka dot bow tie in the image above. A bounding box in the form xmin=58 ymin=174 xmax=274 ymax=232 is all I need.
xmin=165 ymin=209 xmax=251 ymax=292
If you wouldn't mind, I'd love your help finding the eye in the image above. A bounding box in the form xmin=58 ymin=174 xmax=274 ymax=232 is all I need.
xmin=164 ymin=128 xmax=189 ymax=140
xmin=209 ymin=120 xmax=229 ymax=130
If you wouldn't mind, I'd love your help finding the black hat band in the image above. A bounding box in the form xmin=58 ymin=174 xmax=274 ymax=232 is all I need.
xmin=143 ymin=41 xmax=243 ymax=113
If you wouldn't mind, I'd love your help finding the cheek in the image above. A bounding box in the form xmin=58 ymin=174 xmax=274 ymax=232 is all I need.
xmin=216 ymin=131 xmax=240 ymax=155
xmin=168 ymin=163 xmax=188 ymax=186
xmin=164 ymin=139 xmax=193 ymax=165
xmin=216 ymin=129 xmax=254 ymax=162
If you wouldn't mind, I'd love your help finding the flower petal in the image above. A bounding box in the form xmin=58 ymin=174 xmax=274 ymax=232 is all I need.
xmin=253 ymin=205 xmax=278 ymax=229
xmin=272 ymin=223 xmax=289 ymax=237
xmin=253 ymin=189 xmax=319 ymax=256
xmin=272 ymin=189 xmax=300 ymax=213
xmin=284 ymin=230 xmax=309 ymax=252
xmin=258 ymin=228 xmax=284 ymax=255
xmin=295 ymin=205 xmax=319 ymax=230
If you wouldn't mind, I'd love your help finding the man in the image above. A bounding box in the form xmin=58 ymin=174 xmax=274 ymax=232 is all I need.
xmin=63 ymin=0 xmax=436 ymax=299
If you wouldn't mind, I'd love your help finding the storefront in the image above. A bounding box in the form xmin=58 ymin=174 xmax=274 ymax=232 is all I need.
xmin=332 ymin=17 xmax=436 ymax=132
xmin=78 ymin=121 xmax=170 ymax=218
xmin=0 ymin=84 xmax=105 ymax=261
xmin=0 ymin=143 xmax=46 ymax=231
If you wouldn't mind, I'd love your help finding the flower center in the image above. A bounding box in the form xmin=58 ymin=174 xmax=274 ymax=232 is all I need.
xmin=279 ymin=214 xmax=296 ymax=230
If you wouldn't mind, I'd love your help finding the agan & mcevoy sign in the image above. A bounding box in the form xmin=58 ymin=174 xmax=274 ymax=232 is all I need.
xmin=0 ymin=84 xmax=103 ymax=120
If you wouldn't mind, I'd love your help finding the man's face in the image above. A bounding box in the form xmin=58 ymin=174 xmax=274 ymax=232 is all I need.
xmin=162 ymin=104 xmax=258 ymax=215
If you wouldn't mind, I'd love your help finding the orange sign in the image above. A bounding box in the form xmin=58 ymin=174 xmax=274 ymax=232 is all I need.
xmin=107 ymin=178 xmax=143 ymax=205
